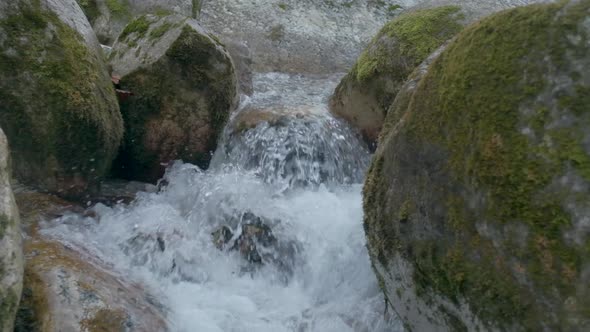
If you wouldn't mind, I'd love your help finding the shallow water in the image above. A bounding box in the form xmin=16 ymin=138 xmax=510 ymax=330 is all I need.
xmin=40 ymin=73 xmax=403 ymax=332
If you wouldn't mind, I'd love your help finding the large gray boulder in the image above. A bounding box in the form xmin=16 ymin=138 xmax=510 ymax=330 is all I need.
xmin=110 ymin=14 xmax=237 ymax=182
xmin=76 ymin=0 xmax=199 ymax=44
xmin=364 ymin=1 xmax=590 ymax=330
xmin=330 ymin=0 xmax=555 ymax=149
xmin=200 ymin=0 xmax=407 ymax=74
xmin=0 ymin=0 xmax=124 ymax=198
xmin=0 ymin=128 xmax=23 ymax=332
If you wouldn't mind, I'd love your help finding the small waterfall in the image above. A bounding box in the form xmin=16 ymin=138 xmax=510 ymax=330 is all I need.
xmin=39 ymin=72 xmax=403 ymax=332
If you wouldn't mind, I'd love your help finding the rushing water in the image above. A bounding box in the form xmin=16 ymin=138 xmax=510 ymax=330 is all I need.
xmin=40 ymin=73 xmax=402 ymax=332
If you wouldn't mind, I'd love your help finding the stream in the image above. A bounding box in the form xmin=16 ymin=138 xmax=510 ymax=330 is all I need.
xmin=38 ymin=72 xmax=403 ymax=332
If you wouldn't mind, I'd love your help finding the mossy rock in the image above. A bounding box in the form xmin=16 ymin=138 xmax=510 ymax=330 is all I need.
xmin=0 ymin=0 xmax=122 ymax=199
xmin=0 ymin=128 xmax=23 ymax=332
xmin=329 ymin=5 xmax=465 ymax=150
xmin=364 ymin=1 xmax=590 ymax=330
xmin=77 ymin=0 xmax=198 ymax=45
xmin=110 ymin=14 xmax=237 ymax=182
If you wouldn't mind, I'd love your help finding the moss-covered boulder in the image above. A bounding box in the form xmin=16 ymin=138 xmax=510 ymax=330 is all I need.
xmin=13 ymin=192 xmax=167 ymax=331
xmin=0 ymin=128 xmax=24 ymax=332
xmin=76 ymin=0 xmax=199 ymax=44
xmin=110 ymin=14 xmax=237 ymax=182
xmin=0 ymin=0 xmax=124 ymax=198
xmin=364 ymin=1 xmax=590 ymax=331
xmin=329 ymin=6 xmax=465 ymax=149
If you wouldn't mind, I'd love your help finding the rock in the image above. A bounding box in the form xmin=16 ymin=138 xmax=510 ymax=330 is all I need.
xmin=364 ymin=1 xmax=590 ymax=331
xmin=0 ymin=0 xmax=124 ymax=198
xmin=13 ymin=192 xmax=168 ymax=331
xmin=109 ymin=14 xmax=238 ymax=183
xmin=211 ymin=225 xmax=233 ymax=250
xmin=76 ymin=0 xmax=198 ymax=44
xmin=0 ymin=128 xmax=24 ymax=332
xmin=329 ymin=6 xmax=465 ymax=150
xmin=212 ymin=211 xmax=301 ymax=280
xmin=330 ymin=0 xmax=555 ymax=150
xmin=200 ymin=0 xmax=406 ymax=74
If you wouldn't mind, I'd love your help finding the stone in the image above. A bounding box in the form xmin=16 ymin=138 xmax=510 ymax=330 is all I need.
xmin=0 ymin=0 xmax=124 ymax=198
xmin=76 ymin=0 xmax=198 ymax=44
xmin=330 ymin=0 xmax=555 ymax=150
xmin=13 ymin=192 xmax=168 ymax=331
xmin=109 ymin=14 xmax=238 ymax=182
xmin=364 ymin=1 xmax=590 ymax=330
xmin=0 ymin=127 xmax=24 ymax=332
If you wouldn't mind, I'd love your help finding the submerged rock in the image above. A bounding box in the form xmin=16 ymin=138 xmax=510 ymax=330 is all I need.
xmin=212 ymin=211 xmax=300 ymax=280
xmin=0 ymin=0 xmax=124 ymax=198
xmin=13 ymin=192 xmax=168 ymax=331
xmin=0 ymin=128 xmax=24 ymax=332
xmin=76 ymin=0 xmax=199 ymax=44
xmin=364 ymin=1 xmax=590 ymax=330
xmin=110 ymin=14 xmax=238 ymax=183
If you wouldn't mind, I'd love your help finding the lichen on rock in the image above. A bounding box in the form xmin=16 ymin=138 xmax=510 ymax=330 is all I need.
xmin=364 ymin=0 xmax=590 ymax=330
xmin=110 ymin=14 xmax=237 ymax=183
xmin=0 ymin=0 xmax=123 ymax=198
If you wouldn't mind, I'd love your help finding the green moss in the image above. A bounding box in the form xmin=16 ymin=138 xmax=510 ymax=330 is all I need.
xmin=366 ymin=0 xmax=590 ymax=329
xmin=149 ymin=22 xmax=174 ymax=40
xmin=354 ymin=6 xmax=463 ymax=82
xmin=154 ymin=8 xmax=173 ymax=17
xmin=0 ymin=0 xmax=122 ymax=196
xmin=119 ymin=15 xmax=150 ymax=41
xmin=105 ymin=0 xmax=129 ymax=17
xmin=278 ymin=3 xmax=288 ymax=10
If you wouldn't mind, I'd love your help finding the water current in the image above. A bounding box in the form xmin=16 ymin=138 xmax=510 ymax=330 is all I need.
xmin=40 ymin=73 xmax=403 ymax=332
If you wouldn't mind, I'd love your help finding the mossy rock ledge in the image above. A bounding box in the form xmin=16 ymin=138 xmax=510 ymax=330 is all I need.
xmin=110 ymin=14 xmax=238 ymax=183
xmin=364 ymin=1 xmax=590 ymax=331
xmin=0 ymin=0 xmax=124 ymax=199
xmin=0 ymin=128 xmax=24 ymax=332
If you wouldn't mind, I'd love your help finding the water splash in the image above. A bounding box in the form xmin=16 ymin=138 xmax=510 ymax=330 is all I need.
xmin=39 ymin=73 xmax=403 ymax=332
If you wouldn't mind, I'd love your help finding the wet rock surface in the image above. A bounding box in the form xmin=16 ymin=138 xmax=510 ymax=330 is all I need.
xmin=13 ymin=191 xmax=168 ymax=332
xmin=109 ymin=13 xmax=238 ymax=183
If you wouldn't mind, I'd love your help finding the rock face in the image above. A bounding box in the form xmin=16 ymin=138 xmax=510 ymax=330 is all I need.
xmin=200 ymin=0 xmax=406 ymax=74
xmin=0 ymin=128 xmax=24 ymax=332
xmin=364 ymin=1 xmax=590 ymax=331
xmin=13 ymin=192 xmax=168 ymax=332
xmin=0 ymin=0 xmax=124 ymax=198
xmin=110 ymin=14 xmax=237 ymax=183
xmin=329 ymin=6 xmax=465 ymax=149
xmin=76 ymin=0 xmax=199 ymax=44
